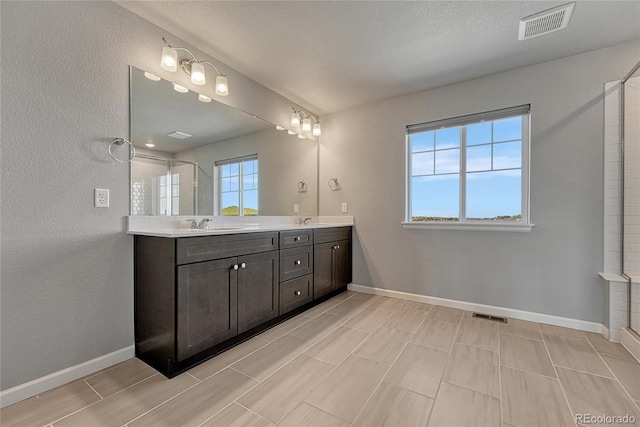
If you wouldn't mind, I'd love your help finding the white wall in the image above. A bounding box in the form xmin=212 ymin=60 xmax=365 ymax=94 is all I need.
xmin=0 ymin=1 xmax=315 ymax=392
xmin=319 ymin=40 xmax=640 ymax=323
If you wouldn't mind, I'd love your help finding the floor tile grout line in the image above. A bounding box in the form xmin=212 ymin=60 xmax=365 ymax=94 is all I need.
xmin=83 ymin=378 xmax=104 ymax=400
xmin=234 ymin=401 xmax=278 ymax=425
xmin=193 ymin=337 xmax=274 ymax=382
xmin=537 ymin=321 xmax=579 ymax=423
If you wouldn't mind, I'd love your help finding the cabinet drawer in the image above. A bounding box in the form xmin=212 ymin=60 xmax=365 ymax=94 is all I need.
xmin=279 ymin=274 xmax=313 ymax=315
xmin=176 ymin=232 xmax=278 ymax=265
xmin=279 ymin=230 xmax=313 ymax=248
xmin=280 ymin=246 xmax=313 ymax=282
xmin=314 ymin=227 xmax=351 ymax=244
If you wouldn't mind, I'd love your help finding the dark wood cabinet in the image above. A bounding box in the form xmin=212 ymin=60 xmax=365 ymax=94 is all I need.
xmin=313 ymin=228 xmax=352 ymax=299
xmin=134 ymin=226 xmax=351 ymax=378
xmin=177 ymin=258 xmax=238 ymax=360
xmin=237 ymin=251 xmax=279 ymax=333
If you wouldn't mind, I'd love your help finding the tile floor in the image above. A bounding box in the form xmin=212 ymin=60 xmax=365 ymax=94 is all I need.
xmin=2 ymin=291 xmax=640 ymax=427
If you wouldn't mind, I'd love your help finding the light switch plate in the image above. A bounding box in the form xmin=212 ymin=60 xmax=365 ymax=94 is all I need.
xmin=341 ymin=202 xmax=348 ymax=213
xmin=293 ymin=204 xmax=299 ymax=213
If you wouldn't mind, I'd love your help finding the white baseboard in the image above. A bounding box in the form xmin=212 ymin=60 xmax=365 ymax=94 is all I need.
xmin=620 ymin=328 xmax=640 ymax=363
xmin=0 ymin=345 xmax=134 ymax=409
xmin=348 ymin=283 xmax=604 ymax=334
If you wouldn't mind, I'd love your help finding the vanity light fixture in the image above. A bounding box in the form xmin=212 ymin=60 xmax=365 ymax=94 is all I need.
xmin=198 ymin=94 xmax=212 ymax=103
xmin=287 ymin=130 xmax=296 ymax=135
xmin=145 ymin=143 xmax=156 ymax=148
xmin=298 ymin=134 xmax=306 ymax=140
xmin=275 ymin=125 xmax=285 ymax=131
xmin=290 ymin=108 xmax=321 ymax=136
xmin=144 ymin=72 xmax=161 ymax=81
xmin=173 ymin=83 xmax=188 ymax=93
xmin=160 ymin=37 xmax=229 ymax=96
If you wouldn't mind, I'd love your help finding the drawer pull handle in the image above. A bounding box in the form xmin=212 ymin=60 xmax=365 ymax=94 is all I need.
xmin=295 ymin=290 xmax=301 ymax=296
xmin=295 ymin=260 xmax=301 ymax=265
xmin=233 ymin=264 xmax=239 ymax=270
xmin=241 ymin=262 xmax=246 ymax=269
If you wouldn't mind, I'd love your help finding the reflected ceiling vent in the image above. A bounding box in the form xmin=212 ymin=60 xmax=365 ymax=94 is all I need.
xmin=518 ymin=2 xmax=575 ymax=40
xmin=167 ymin=131 xmax=192 ymax=139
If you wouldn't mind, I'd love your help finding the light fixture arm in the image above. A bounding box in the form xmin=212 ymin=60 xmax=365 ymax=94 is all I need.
xmin=162 ymin=37 xmax=226 ymax=77
xmin=292 ymin=107 xmax=319 ymax=123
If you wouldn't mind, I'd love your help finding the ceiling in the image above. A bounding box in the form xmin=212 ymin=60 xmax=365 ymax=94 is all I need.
xmin=118 ymin=1 xmax=640 ymax=116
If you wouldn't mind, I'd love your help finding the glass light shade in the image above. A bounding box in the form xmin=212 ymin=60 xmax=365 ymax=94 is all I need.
xmin=287 ymin=130 xmax=296 ymax=135
xmin=198 ymin=94 xmax=212 ymax=103
xmin=298 ymin=134 xmax=306 ymax=139
xmin=160 ymin=46 xmax=178 ymax=72
xmin=275 ymin=125 xmax=285 ymax=130
xmin=313 ymin=123 xmax=322 ymax=136
xmin=173 ymin=83 xmax=188 ymax=93
xmin=215 ymin=75 xmax=229 ymax=96
xmin=144 ymin=72 xmax=161 ymax=81
xmin=302 ymin=118 xmax=312 ymax=132
xmin=190 ymin=62 xmax=206 ymax=85
xmin=291 ymin=112 xmax=301 ymax=127
xmin=145 ymin=143 xmax=155 ymax=148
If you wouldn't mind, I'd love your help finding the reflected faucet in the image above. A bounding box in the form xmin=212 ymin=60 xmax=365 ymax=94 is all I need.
xmin=298 ymin=217 xmax=312 ymax=225
xmin=187 ymin=219 xmax=198 ymax=229
xmin=198 ymin=218 xmax=211 ymax=229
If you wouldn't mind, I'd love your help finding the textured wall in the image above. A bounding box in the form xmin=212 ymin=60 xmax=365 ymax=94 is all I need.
xmin=319 ymin=40 xmax=640 ymax=323
xmin=0 ymin=1 xmax=314 ymax=391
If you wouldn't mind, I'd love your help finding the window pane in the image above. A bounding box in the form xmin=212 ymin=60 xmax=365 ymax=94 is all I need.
xmin=243 ymin=160 xmax=254 ymax=174
xmin=493 ymin=116 xmax=522 ymax=142
xmin=466 ymin=170 xmax=521 ymax=220
xmin=435 ymin=127 xmax=460 ymax=149
xmin=243 ymin=190 xmax=258 ymax=215
xmin=229 ymin=175 xmax=239 ymax=191
xmin=467 ymin=122 xmax=491 ymax=146
xmin=411 ymin=131 xmax=434 ymax=152
xmin=412 ymin=152 xmax=434 ymax=176
xmin=243 ymin=174 xmax=257 ymax=190
xmin=220 ymin=164 xmax=230 ymax=177
xmin=221 ymin=192 xmax=239 ymax=216
xmin=493 ymin=141 xmax=521 ymax=170
xmin=435 ymin=148 xmax=460 ymax=174
xmin=411 ymin=175 xmax=459 ymax=221
xmin=229 ymin=163 xmax=239 ymax=176
xmin=221 ymin=177 xmax=230 ymax=192
xmin=467 ymin=144 xmax=492 ymax=172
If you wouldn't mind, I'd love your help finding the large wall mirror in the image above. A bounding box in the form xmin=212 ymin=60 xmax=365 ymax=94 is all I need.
xmin=129 ymin=66 xmax=318 ymax=217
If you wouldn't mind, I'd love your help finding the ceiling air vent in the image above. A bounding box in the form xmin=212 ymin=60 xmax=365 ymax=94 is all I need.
xmin=518 ymin=2 xmax=575 ymax=40
xmin=167 ymin=131 xmax=192 ymax=139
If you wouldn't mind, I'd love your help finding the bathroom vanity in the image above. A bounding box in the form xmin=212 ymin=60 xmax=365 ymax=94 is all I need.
xmin=132 ymin=225 xmax=352 ymax=377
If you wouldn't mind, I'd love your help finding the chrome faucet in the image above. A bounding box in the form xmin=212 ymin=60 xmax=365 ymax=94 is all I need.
xmin=197 ymin=218 xmax=211 ymax=229
xmin=298 ymin=217 xmax=312 ymax=225
xmin=187 ymin=219 xmax=198 ymax=229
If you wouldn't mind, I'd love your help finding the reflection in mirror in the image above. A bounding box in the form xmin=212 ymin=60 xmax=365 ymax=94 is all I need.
xmin=129 ymin=66 xmax=318 ymax=216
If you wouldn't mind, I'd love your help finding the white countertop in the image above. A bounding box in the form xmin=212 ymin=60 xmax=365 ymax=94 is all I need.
xmin=127 ymin=216 xmax=354 ymax=238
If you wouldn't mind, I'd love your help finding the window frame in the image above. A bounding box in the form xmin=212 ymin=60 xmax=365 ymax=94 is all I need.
xmin=403 ymin=105 xmax=533 ymax=232
xmin=215 ymin=154 xmax=259 ymax=216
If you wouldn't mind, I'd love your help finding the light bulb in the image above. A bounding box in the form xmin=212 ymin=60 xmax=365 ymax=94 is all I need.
xmin=287 ymin=130 xmax=296 ymax=135
xmin=144 ymin=72 xmax=161 ymax=81
xmin=302 ymin=118 xmax=311 ymax=132
xmin=198 ymin=94 xmax=212 ymax=103
xmin=313 ymin=123 xmax=322 ymax=136
xmin=215 ymin=75 xmax=229 ymax=96
xmin=276 ymin=125 xmax=285 ymax=130
xmin=145 ymin=143 xmax=155 ymax=148
xmin=190 ymin=62 xmax=206 ymax=85
xmin=173 ymin=83 xmax=188 ymax=93
xmin=160 ymin=46 xmax=178 ymax=72
xmin=291 ymin=112 xmax=301 ymax=127
xmin=298 ymin=134 xmax=306 ymax=139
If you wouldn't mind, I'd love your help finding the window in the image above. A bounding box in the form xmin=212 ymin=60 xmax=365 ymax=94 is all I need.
xmin=405 ymin=105 xmax=532 ymax=231
xmin=216 ymin=155 xmax=258 ymax=216
xmin=158 ymin=173 xmax=180 ymax=215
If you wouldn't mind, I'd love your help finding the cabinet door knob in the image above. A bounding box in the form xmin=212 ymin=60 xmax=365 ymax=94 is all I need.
xmin=294 ymin=236 xmax=299 ymax=241
xmin=241 ymin=262 xmax=246 ymax=269
xmin=333 ymin=245 xmax=338 ymax=250
xmin=295 ymin=260 xmax=301 ymax=265
xmin=295 ymin=290 xmax=301 ymax=296
xmin=337 ymin=245 xmax=341 ymax=249
xmin=233 ymin=264 xmax=239 ymax=270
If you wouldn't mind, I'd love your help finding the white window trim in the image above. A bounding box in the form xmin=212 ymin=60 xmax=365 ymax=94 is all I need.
xmin=215 ymin=154 xmax=258 ymax=216
xmin=404 ymin=105 xmax=533 ymax=232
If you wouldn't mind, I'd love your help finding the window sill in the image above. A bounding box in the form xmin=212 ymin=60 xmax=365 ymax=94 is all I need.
xmin=401 ymin=221 xmax=534 ymax=232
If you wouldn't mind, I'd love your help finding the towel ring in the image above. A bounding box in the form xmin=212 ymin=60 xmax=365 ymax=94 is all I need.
xmin=328 ymin=178 xmax=341 ymax=191
xmin=109 ymin=138 xmax=136 ymax=163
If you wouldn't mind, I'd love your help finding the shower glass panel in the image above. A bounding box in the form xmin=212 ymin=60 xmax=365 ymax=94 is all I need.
xmin=130 ymin=155 xmax=198 ymax=216
xmin=623 ymin=63 xmax=640 ymax=335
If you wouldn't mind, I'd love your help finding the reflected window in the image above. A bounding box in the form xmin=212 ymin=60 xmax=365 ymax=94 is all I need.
xmin=216 ymin=155 xmax=259 ymax=216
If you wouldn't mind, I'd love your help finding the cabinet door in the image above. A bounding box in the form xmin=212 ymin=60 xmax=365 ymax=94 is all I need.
xmin=334 ymin=239 xmax=352 ymax=289
xmin=314 ymin=241 xmax=335 ymax=299
xmin=177 ymin=258 xmax=238 ymax=361
xmin=238 ymin=251 xmax=279 ymax=333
